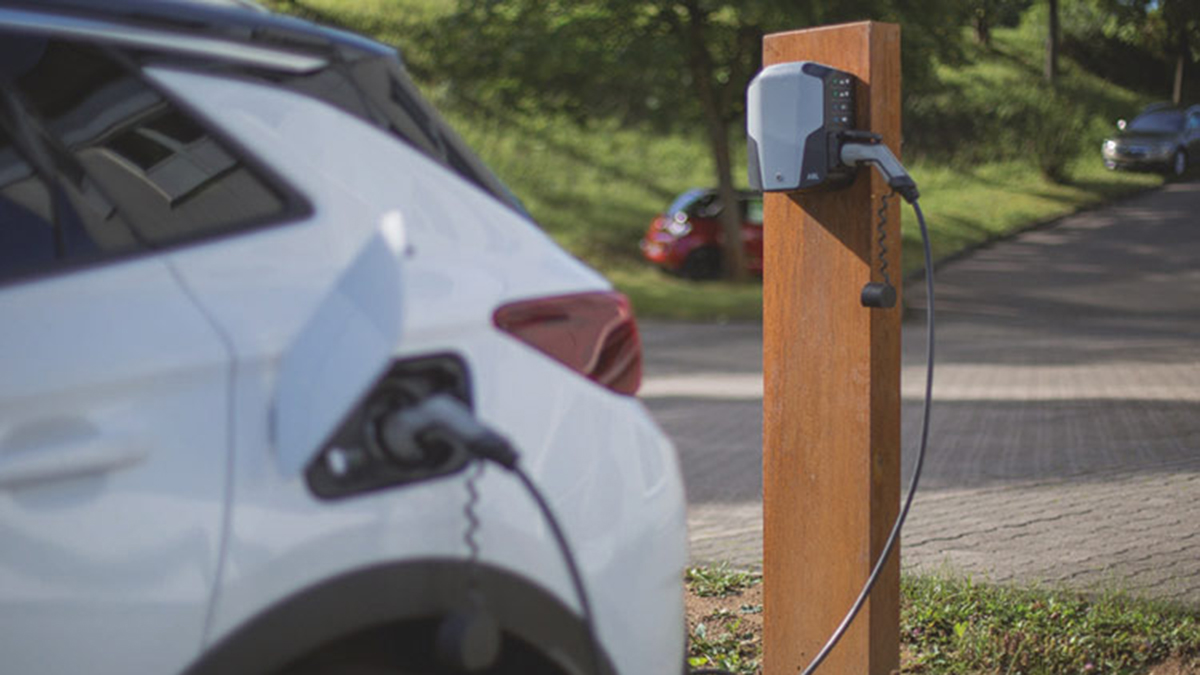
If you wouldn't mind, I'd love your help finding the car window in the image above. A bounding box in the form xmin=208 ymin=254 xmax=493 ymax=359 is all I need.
xmin=366 ymin=62 xmax=533 ymax=218
xmin=667 ymin=189 xmax=705 ymax=215
xmin=0 ymin=125 xmax=58 ymax=282
xmin=1129 ymin=111 xmax=1184 ymax=133
xmin=688 ymin=193 xmax=723 ymax=219
xmin=743 ymin=198 xmax=764 ymax=225
xmin=1188 ymin=114 xmax=1200 ymax=131
xmin=1 ymin=84 xmax=144 ymax=284
xmin=3 ymin=31 xmax=299 ymax=252
xmin=264 ymin=55 xmax=530 ymax=218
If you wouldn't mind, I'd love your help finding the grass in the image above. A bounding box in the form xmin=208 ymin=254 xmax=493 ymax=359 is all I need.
xmin=903 ymin=574 xmax=1200 ymax=674
xmin=267 ymin=1 xmax=1167 ymax=321
xmin=689 ymin=619 xmax=760 ymax=675
xmin=686 ymin=563 xmax=761 ymax=597
xmin=686 ymin=564 xmax=764 ymax=674
xmin=684 ymin=565 xmax=1200 ymax=675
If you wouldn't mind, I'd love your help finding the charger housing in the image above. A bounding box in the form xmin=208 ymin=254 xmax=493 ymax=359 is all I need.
xmin=747 ymin=61 xmax=858 ymax=193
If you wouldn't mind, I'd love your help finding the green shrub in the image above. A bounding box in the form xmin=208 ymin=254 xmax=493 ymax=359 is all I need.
xmin=992 ymin=83 xmax=1090 ymax=182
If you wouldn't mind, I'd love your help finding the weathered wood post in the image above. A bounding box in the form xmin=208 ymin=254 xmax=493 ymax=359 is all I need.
xmin=761 ymin=21 xmax=903 ymax=675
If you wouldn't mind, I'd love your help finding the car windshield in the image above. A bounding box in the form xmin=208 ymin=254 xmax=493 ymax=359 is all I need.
xmin=1129 ymin=111 xmax=1184 ymax=133
xmin=744 ymin=198 xmax=763 ymax=224
xmin=667 ymin=191 xmax=764 ymax=220
xmin=667 ymin=189 xmax=708 ymax=215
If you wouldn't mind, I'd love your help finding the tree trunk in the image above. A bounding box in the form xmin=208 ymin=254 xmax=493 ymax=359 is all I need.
xmin=682 ymin=4 xmax=748 ymax=281
xmin=1045 ymin=0 xmax=1059 ymax=85
xmin=1174 ymin=28 xmax=1187 ymax=106
xmin=706 ymin=122 xmax=747 ymax=282
xmin=1175 ymin=54 xmax=1185 ymax=106
xmin=974 ymin=14 xmax=991 ymax=46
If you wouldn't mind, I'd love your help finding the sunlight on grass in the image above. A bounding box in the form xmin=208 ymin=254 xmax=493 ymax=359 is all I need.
xmin=608 ymin=266 xmax=763 ymax=323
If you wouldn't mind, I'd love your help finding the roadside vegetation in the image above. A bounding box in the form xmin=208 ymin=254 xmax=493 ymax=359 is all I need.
xmin=685 ymin=565 xmax=1200 ymax=675
xmin=269 ymin=0 xmax=1185 ymax=320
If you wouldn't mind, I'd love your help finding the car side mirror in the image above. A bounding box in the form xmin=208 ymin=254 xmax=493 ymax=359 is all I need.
xmin=1117 ymin=119 xmax=1127 ymax=131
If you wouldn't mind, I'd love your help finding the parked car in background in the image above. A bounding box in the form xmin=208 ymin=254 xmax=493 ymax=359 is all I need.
xmin=639 ymin=188 xmax=763 ymax=279
xmin=0 ymin=2 xmax=688 ymax=674
xmin=1102 ymin=104 xmax=1200 ymax=176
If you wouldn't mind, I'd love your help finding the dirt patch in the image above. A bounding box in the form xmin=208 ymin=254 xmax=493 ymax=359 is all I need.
xmin=1147 ymin=657 xmax=1200 ymax=675
xmin=685 ymin=582 xmax=764 ymax=674
xmin=686 ymin=583 xmax=764 ymax=636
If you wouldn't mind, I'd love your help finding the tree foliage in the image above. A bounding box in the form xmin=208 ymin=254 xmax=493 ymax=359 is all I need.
xmin=1074 ymin=0 xmax=1200 ymax=103
xmin=421 ymin=1 xmax=962 ymax=129
xmin=1047 ymin=0 xmax=1061 ymax=84
xmin=416 ymin=0 xmax=966 ymax=279
xmin=970 ymin=0 xmax=1033 ymax=45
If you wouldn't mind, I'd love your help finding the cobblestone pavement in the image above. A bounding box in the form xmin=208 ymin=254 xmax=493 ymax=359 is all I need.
xmin=641 ymin=179 xmax=1200 ymax=604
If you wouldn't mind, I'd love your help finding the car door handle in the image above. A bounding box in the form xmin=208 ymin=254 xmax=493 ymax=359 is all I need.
xmin=0 ymin=434 xmax=149 ymax=490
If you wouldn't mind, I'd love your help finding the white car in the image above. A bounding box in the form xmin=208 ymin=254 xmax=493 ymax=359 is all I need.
xmin=0 ymin=2 xmax=688 ymax=674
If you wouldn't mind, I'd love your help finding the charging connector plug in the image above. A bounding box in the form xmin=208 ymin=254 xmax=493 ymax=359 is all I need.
xmin=839 ymin=133 xmax=919 ymax=204
xmin=381 ymin=395 xmax=517 ymax=470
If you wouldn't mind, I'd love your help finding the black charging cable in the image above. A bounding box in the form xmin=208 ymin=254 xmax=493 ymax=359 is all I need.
xmin=384 ymin=397 xmax=606 ymax=675
xmin=798 ymin=193 xmax=935 ymax=675
xmin=484 ymin=454 xmax=606 ymax=675
xmin=689 ymin=166 xmax=933 ymax=675
xmin=394 ymin=176 xmax=933 ymax=675
xmin=509 ymin=463 xmax=605 ymax=675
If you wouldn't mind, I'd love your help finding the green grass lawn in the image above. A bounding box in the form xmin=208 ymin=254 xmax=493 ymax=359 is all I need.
xmin=903 ymin=574 xmax=1200 ymax=674
xmin=685 ymin=565 xmax=1200 ymax=675
xmin=267 ymin=0 xmax=1165 ymax=322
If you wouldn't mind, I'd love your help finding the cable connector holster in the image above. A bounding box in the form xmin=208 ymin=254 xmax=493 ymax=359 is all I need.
xmin=861 ymin=282 xmax=896 ymax=309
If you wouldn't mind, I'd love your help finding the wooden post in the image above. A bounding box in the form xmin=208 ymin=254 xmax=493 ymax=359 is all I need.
xmin=762 ymin=21 xmax=902 ymax=675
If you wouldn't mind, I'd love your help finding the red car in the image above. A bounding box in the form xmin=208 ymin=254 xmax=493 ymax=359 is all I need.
xmin=639 ymin=188 xmax=764 ymax=279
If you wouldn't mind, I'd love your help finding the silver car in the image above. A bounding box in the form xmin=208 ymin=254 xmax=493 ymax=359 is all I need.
xmin=1102 ymin=104 xmax=1200 ymax=177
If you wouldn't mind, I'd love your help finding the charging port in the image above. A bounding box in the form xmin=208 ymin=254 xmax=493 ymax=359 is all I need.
xmin=306 ymin=354 xmax=474 ymax=500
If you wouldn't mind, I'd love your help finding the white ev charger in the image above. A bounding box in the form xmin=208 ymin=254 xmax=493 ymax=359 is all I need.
xmin=0 ymin=1 xmax=688 ymax=673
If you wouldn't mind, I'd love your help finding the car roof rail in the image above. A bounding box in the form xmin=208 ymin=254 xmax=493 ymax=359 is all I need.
xmin=0 ymin=0 xmax=395 ymax=66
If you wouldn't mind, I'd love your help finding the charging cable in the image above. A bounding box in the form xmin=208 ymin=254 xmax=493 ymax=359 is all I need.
xmin=386 ymin=137 xmax=933 ymax=675
xmin=382 ymin=396 xmax=606 ymax=675
xmin=787 ymin=138 xmax=935 ymax=675
xmin=690 ymin=138 xmax=933 ymax=675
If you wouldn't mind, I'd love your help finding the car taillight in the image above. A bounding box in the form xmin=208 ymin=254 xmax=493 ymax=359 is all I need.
xmin=493 ymin=291 xmax=642 ymax=396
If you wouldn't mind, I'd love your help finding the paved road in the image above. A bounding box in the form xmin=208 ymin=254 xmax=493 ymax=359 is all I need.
xmin=641 ymin=180 xmax=1200 ymax=605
